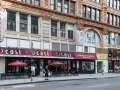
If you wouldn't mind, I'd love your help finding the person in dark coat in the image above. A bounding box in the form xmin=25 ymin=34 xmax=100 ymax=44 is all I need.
xmin=68 ymin=67 xmax=72 ymax=76
xmin=44 ymin=65 xmax=49 ymax=80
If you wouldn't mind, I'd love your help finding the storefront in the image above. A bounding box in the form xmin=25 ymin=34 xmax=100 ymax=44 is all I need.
xmin=96 ymin=54 xmax=108 ymax=73
xmin=0 ymin=47 xmax=75 ymax=76
xmin=108 ymin=49 xmax=120 ymax=73
xmin=74 ymin=52 xmax=97 ymax=74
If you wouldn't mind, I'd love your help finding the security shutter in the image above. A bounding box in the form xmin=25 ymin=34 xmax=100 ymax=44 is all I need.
xmin=69 ymin=44 xmax=76 ymax=52
xmin=61 ymin=44 xmax=68 ymax=51
xmin=52 ymin=43 xmax=60 ymax=51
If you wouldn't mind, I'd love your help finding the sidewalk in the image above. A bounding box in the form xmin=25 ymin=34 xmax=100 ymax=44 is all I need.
xmin=0 ymin=73 xmax=120 ymax=86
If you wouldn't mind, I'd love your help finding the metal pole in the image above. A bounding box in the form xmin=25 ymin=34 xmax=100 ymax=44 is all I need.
xmin=31 ymin=54 xmax=33 ymax=81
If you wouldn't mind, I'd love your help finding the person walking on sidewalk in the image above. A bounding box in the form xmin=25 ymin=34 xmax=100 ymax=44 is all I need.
xmin=101 ymin=67 xmax=104 ymax=76
xmin=68 ymin=67 xmax=72 ymax=76
xmin=44 ymin=65 xmax=49 ymax=80
xmin=117 ymin=68 xmax=120 ymax=74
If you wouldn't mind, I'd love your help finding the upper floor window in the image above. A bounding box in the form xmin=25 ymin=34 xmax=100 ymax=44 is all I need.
xmin=92 ymin=9 xmax=96 ymax=20
xmin=51 ymin=20 xmax=57 ymax=36
xmin=88 ymin=7 xmax=91 ymax=19
xmin=118 ymin=17 xmax=120 ymax=27
xmin=82 ymin=5 xmax=86 ymax=18
xmin=58 ymin=0 xmax=62 ymax=12
xmin=20 ymin=13 xmax=28 ymax=32
xmin=97 ymin=10 xmax=100 ymax=21
xmin=34 ymin=0 xmax=40 ymax=6
xmin=64 ymin=0 xmax=69 ymax=13
xmin=83 ymin=30 xmax=100 ymax=45
xmin=70 ymin=2 xmax=75 ymax=15
xmin=31 ymin=16 xmax=38 ymax=34
xmin=25 ymin=0 xmax=32 ymax=4
xmin=7 ymin=11 xmax=16 ymax=31
xmin=68 ymin=24 xmax=74 ymax=39
xmin=113 ymin=16 xmax=117 ymax=26
xmin=107 ymin=0 xmax=120 ymax=10
xmin=50 ymin=0 xmax=56 ymax=10
xmin=110 ymin=14 xmax=113 ymax=25
xmin=107 ymin=13 xmax=109 ymax=23
xmin=60 ymin=22 xmax=66 ymax=38
xmin=93 ymin=0 xmax=101 ymax=3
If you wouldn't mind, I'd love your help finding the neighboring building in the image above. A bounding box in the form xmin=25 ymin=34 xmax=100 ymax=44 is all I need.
xmin=0 ymin=0 xmax=120 ymax=75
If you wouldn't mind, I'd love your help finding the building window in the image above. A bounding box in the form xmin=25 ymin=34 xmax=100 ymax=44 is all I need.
xmin=58 ymin=0 xmax=62 ymax=12
xmin=118 ymin=0 xmax=120 ymax=10
xmin=31 ymin=16 xmax=38 ymax=34
xmin=110 ymin=14 xmax=113 ymax=25
xmin=82 ymin=61 xmax=94 ymax=71
xmin=64 ymin=0 xmax=68 ymax=13
xmin=51 ymin=0 xmax=56 ymax=10
xmin=84 ymin=46 xmax=88 ymax=52
xmin=113 ymin=16 xmax=117 ymax=26
xmin=51 ymin=20 xmax=57 ymax=36
xmin=20 ymin=13 xmax=28 ymax=32
xmin=110 ymin=0 xmax=113 ymax=7
xmin=107 ymin=13 xmax=109 ymax=23
xmin=88 ymin=7 xmax=91 ymax=19
xmin=92 ymin=9 xmax=96 ymax=20
xmin=70 ymin=2 xmax=75 ymax=15
xmin=7 ymin=11 xmax=16 ymax=31
xmin=83 ymin=30 xmax=100 ymax=45
xmin=60 ymin=22 xmax=66 ymax=38
xmin=34 ymin=0 xmax=40 ymax=6
xmin=118 ymin=17 xmax=120 ymax=26
xmin=107 ymin=0 xmax=110 ymax=6
xmin=68 ymin=24 xmax=74 ymax=39
xmin=25 ymin=0 xmax=32 ymax=4
xmin=82 ymin=5 xmax=86 ymax=18
xmin=97 ymin=10 xmax=100 ymax=21
xmin=93 ymin=0 xmax=101 ymax=3
xmin=114 ymin=0 xmax=117 ymax=9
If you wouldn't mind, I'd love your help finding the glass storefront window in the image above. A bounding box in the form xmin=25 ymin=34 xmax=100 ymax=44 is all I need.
xmin=82 ymin=61 xmax=94 ymax=71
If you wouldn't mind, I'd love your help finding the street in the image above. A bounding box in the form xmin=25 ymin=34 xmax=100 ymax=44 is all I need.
xmin=0 ymin=77 xmax=120 ymax=90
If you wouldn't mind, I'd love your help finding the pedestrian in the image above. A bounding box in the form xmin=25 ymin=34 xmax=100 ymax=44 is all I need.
xmin=44 ymin=65 xmax=49 ymax=80
xmin=68 ymin=67 xmax=72 ymax=76
xmin=117 ymin=68 xmax=120 ymax=74
xmin=101 ymin=67 xmax=104 ymax=76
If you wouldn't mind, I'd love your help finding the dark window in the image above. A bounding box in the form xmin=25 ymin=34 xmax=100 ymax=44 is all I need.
xmin=82 ymin=5 xmax=86 ymax=18
xmin=31 ymin=16 xmax=38 ymax=34
xmin=60 ymin=22 xmax=65 ymax=38
xmin=20 ymin=13 xmax=27 ymax=32
xmin=51 ymin=20 xmax=57 ymax=36
xmin=107 ymin=13 xmax=109 ymax=23
xmin=84 ymin=46 xmax=88 ymax=52
xmin=58 ymin=0 xmax=62 ymax=12
xmin=51 ymin=0 xmax=56 ymax=10
xmin=118 ymin=0 xmax=120 ymax=10
xmin=70 ymin=2 xmax=75 ymax=15
xmin=68 ymin=24 xmax=74 ymax=39
xmin=34 ymin=0 xmax=40 ymax=6
xmin=64 ymin=0 xmax=69 ymax=13
xmin=7 ymin=11 xmax=16 ymax=31
xmin=119 ymin=17 xmax=120 ymax=26
xmin=108 ymin=32 xmax=110 ymax=44
xmin=97 ymin=10 xmax=100 ymax=21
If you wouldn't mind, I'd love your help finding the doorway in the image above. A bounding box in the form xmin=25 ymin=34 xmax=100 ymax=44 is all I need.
xmin=97 ymin=61 xmax=103 ymax=73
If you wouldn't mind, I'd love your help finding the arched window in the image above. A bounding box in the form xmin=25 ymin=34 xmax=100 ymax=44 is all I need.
xmin=83 ymin=30 xmax=100 ymax=45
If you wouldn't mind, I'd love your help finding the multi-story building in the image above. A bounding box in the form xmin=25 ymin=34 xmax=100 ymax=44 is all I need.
xmin=0 ymin=0 xmax=119 ymax=76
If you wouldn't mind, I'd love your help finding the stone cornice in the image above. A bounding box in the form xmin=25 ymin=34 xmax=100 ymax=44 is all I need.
xmin=2 ymin=0 xmax=120 ymax=32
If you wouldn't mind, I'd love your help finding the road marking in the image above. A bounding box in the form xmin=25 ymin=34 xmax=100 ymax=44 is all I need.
xmin=88 ymin=84 xmax=109 ymax=88
xmin=11 ymin=84 xmax=35 ymax=88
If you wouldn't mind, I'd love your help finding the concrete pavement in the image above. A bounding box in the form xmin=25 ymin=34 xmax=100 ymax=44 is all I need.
xmin=0 ymin=73 xmax=120 ymax=86
xmin=0 ymin=77 xmax=120 ymax=90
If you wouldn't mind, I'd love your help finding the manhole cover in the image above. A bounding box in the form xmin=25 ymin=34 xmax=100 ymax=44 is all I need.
xmin=73 ymin=83 xmax=81 ymax=85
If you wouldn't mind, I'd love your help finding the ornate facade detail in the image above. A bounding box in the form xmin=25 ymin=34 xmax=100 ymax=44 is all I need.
xmin=45 ymin=0 xmax=48 ymax=6
xmin=0 ymin=1 xmax=5 ymax=12
xmin=42 ymin=15 xmax=50 ymax=21
xmin=77 ymin=20 xmax=84 ymax=30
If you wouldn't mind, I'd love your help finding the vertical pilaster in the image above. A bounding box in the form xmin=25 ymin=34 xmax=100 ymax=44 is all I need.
xmin=57 ymin=21 xmax=60 ymax=38
xmin=28 ymin=14 xmax=31 ymax=34
xmin=16 ymin=12 xmax=19 ymax=32
xmin=65 ymin=23 xmax=68 ymax=39
xmin=62 ymin=0 xmax=64 ymax=12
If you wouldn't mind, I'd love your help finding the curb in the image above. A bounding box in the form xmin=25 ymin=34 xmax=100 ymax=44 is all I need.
xmin=0 ymin=76 xmax=120 ymax=86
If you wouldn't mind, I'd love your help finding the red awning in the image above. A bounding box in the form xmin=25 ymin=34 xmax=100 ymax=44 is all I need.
xmin=74 ymin=52 xmax=97 ymax=60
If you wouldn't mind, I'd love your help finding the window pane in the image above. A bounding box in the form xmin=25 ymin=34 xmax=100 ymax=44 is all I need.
xmin=97 ymin=10 xmax=100 ymax=21
xmin=70 ymin=2 xmax=75 ymax=15
xmin=31 ymin=16 xmax=38 ymax=34
xmin=34 ymin=0 xmax=40 ymax=6
xmin=114 ymin=0 xmax=117 ymax=8
xmin=88 ymin=7 xmax=91 ymax=19
xmin=20 ymin=13 xmax=27 ymax=32
xmin=60 ymin=22 xmax=65 ymax=38
xmin=91 ymin=31 xmax=96 ymax=44
xmin=58 ymin=0 xmax=62 ymax=12
xmin=110 ymin=14 xmax=113 ymax=25
xmin=82 ymin=61 xmax=94 ymax=71
xmin=92 ymin=9 xmax=96 ymax=20
xmin=7 ymin=11 xmax=16 ymax=31
xmin=64 ymin=0 xmax=68 ymax=13
xmin=113 ymin=16 xmax=117 ymax=26
xmin=25 ymin=0 xmax=32 ymax=4
xmin=51 ymin=20 xmax=57 ymax=36
xmin=51 ymin=0 xmax=55 ymax=10
xmin=82 ymin=5 xmax=86 ymax=18
xmin=68 ymin=24 xmax=74 ymax=39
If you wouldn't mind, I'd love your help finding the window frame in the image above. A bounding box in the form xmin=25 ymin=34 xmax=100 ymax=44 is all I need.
xmin=82 ymin=5 xmax=86 ymax=18
xmin=50 ymin=0 xmax=56 ymax=10
xmin=51 ymin=20 xmax=58 ymax=37
xmin=64 ymin=0 xmax=69 ymax=13
xmin=68 ymin=23 xmax=74 ymax=39
xmin=31 ymin=16 xmax=38 ymax=34
xmin=70 ymin=1 xmax=75 ymax=15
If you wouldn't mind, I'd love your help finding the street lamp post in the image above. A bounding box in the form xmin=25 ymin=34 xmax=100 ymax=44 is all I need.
xmin=30 ymin=42 xmax=34 ymax=81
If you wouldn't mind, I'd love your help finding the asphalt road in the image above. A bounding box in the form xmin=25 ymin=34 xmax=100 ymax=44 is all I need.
xmin=0 ymin=77 xmax=120 ymax=90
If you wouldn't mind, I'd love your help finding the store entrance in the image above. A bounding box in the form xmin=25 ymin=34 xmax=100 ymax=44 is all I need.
xmin=97 ymin=61 xmax=103 ymax=73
